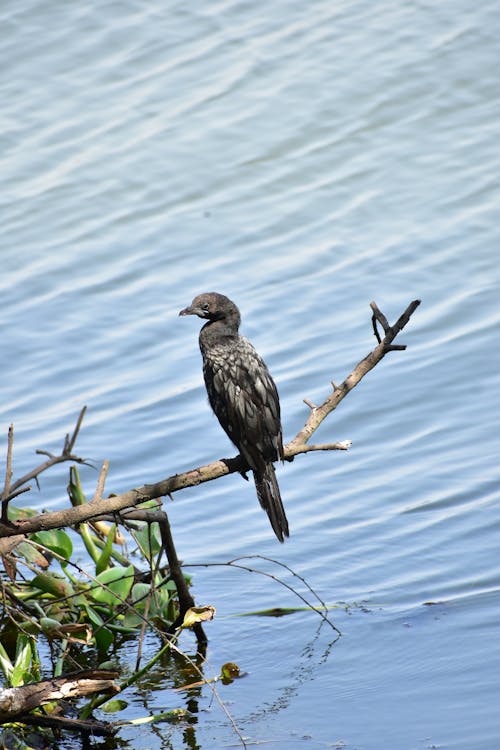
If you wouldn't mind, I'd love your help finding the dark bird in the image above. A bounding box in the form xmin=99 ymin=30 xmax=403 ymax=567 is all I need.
xmin=179 ymin=292 xmax=289 ymax=542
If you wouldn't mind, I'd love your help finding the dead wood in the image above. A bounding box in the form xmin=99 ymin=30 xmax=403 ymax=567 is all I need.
xmin=13 ymin=712 xmax=117 ymax=735
xmin=0 ymin=669 xmax=119 ymax=723
xmin=0 ymin=300 xmax=420 ymax=542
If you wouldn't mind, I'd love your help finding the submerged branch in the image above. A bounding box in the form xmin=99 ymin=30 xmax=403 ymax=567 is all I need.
xmin=15 ymin=713 xmax=117 ymax=737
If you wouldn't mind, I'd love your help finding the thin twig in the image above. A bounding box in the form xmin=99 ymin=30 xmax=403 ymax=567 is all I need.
xmin=91 ymin=460 xmax=109 ymax=503
xmin=233 ymin=554 xmax=330 ymax=615
xmin=185 ymin=559 xmax=342 ymax=638
xmin=2 ymin=425 xmax=14 ymax=499
xmin=65 ymin=406 xmax=87 ymax=455
xmin=7 ymin=409 xmax=89 ymax=497
xmin=2 ymin=485 xmax=31 ymax=503
xmin=370 ymin=301 xmax=390 ymax=342
xmin=287 ymin=441 xmax=352 ymax=456
xmin=167 ymin=637 xmax=249 ymax=750
xmin=1 ymin=425 xmax=14 ymax=521
xmin=303 ymin=399 xmax=317 ymax=410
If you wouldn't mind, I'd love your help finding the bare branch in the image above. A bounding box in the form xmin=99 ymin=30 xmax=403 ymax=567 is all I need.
xmin=2 ymin=425 xmax=14 ymax=500
xmin=371 ymin=301 xmax=390 ymax=342
xmin=288 ymin=298 xmax=420 ymax=449
xmin=287 ymin=441 xmax=352 ymax=456
xmin=91 ymin=460 xmax=109 ymax=503
xmin=65 ymin=405 xmax=87 ymax=454
xmin=0 ymin=670 xmax=119 ymax=722
xmin=1 ymin=425 xmax=14 ymax=521
xmin=1 ymin=485 xmax=31 ymax=504
xmin=7 ymin=409 xmax=89 ymax=498
xmin=12 ymin=713 xmax=116 ymax=737
xmin=371 ymin=299 xmax=421 ymax=346
xmin=156 ymin=511 xmax=207 ymax=644
xmin=0 ymin=300 xmax=419 ymax=540
xmin=303 ymin=398 xmax=317 ymax=410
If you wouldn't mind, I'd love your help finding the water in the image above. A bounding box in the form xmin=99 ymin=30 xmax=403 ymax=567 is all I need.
xmin=1 ymin=1 xmax=500 ymax=748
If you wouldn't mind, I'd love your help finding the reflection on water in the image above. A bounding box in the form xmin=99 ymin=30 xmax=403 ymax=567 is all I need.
xmin=2 ymin=0 xmax=500 ymax=748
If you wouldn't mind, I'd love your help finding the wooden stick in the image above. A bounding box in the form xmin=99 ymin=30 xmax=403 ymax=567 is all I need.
xmin=1 ymin=425 xmax=14 ymax=521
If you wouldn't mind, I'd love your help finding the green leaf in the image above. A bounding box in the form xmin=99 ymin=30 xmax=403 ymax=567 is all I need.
xmin=120 ymin=610 xmax=143 ymax=629
xmin=131 ymin=523 xmax=161 ymax=561
xmin=40 ymin=617 xmax=64 ymax=636
xmin=18 ymin=621 xmax=39 ymax=636
xmin=31 ymin=529 xmax=73 ymax=566
xmin=31 ymin=572 xmax=74 ymax=598
xmin=0 ymin=642 xmax=14 ymax=680
xmin=130 ymin=582 xmax=150 ymax=611
xmin=84 ymin=604 xmax=104 ymax=628
xmin=85 ymin=605 xmax=118 ymax=647
xmin=78 ymin=523 xmax=100 ymax=563
xmin=95 ymin=523 xmax=116 ymax=576
xmin=68 ymin=466 xmax=87 ymax=506
xmin=11 ymin=635 xmax=33 ymax=687
xmin=149 ymin=588 xmax=175 ymax=622
xmin=15 ymin=541 xmax=51 ymax=569
xmin=89 ymin=565 xmax=134 ymax=607
xmin=94 ymin=626 xmax=114 ymax=653
xmin=125 ymin=708 xmax=191 ymax=725
xmin=100 ymin=699 xmax=128 ymax=713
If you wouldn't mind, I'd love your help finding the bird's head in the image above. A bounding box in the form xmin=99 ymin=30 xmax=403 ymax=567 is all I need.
xmin=179 ymin=293 xmax=240 ymax=327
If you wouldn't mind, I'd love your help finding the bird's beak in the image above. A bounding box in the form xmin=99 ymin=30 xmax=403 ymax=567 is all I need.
xmin=179 ymin=305 xmax=204 ymax=317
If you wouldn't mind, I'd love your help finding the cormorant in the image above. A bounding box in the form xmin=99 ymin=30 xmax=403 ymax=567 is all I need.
xmin=179 ymin=292 xmax=289 ymax=542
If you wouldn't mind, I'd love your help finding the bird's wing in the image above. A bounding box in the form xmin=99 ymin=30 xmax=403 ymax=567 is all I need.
xmin=203 ymin=338 xmax=283 ymax=469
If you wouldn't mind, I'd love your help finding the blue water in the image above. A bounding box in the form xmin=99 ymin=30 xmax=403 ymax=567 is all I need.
xmin=1 ymin=1 xmax=500 ymax=748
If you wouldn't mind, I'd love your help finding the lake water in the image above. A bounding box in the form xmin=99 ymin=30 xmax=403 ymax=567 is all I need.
xmin=1 ymin=1 xmax=499 ymax=748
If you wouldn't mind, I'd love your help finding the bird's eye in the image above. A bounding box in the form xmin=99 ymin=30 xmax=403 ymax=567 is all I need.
xmin=202 ymin=303 xmax=210 ymax=312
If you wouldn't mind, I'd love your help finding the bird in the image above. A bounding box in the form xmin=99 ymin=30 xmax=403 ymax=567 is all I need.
xmin=179 ymin=292 xmax=289 ymax=542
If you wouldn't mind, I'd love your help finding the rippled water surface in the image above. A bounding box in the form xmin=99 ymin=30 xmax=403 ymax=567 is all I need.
xmin=1 ymin=1 xmax=500 ymax=748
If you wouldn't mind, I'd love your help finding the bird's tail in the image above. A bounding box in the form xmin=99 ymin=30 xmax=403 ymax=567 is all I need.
xmin=254 ymin=464 xmax=289 ymax=543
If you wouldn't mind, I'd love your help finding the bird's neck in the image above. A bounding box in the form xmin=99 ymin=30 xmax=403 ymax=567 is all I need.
xmin=199 ymin=317 xmax=239 ymax=348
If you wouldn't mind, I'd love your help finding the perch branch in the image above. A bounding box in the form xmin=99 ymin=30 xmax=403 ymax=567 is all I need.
xmin=0 ymin=300 xmax=419 ymax=540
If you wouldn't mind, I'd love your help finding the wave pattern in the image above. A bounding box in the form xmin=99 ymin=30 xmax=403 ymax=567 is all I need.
xmin=1 ymin=1 xmax=499 ymax=748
